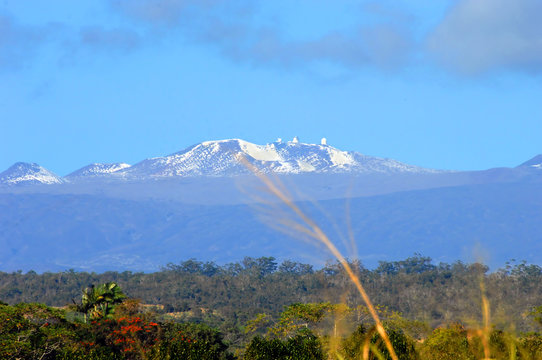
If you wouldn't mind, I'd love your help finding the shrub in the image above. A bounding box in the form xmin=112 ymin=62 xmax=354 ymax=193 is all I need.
xmin=340 ymin=324 xmax=418 ymax=360
xmin=244 ymin=332 xmax=325 ymax=360
xmin=420 ymin=324 xmax=474 ymax=360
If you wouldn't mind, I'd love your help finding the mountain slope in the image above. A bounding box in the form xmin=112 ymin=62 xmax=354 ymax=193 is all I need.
xmin=119 ymin=138 xmax=438 ymax=178
xmin=2 ymin=181 xmax=542 ymax=272
xmin=518 ymin=154 xmax=542 ymax=169
xmin=0 ymin=162 xmax=64 ymax=186
xmin=66 ymin=163 xmax=131 ymax=179
xmin=1 ymin=145 xmax=541 ymax=272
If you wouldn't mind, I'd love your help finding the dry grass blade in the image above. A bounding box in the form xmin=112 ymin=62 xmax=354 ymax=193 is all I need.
xmin=363 ymin=332 xmax=371 ymax=360
xmin=368 ymin=343 xmax=387 ymax=360
xmin=238 ymin=155 xmax=399 ymax=360
xmin=480 ymin=277 xmax=491 ymax=360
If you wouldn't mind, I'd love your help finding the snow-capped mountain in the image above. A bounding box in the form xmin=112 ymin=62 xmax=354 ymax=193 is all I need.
xmin=0 ymin=162 xmax=64 ymax=185
xmin=2 ymin=143 xmax=542 ymax=272
xmin=3 ymin=139 xmax=541 ymax=185
xmin=119 ymin=138 xmax=438 ymax=178
xmin=66 ymin=162 xmax=131 ymax=179
xmin=518 ymin=154 xmax=542 ymax=169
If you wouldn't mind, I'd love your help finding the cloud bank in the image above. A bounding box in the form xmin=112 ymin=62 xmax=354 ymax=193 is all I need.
xmin=110 ymin=0 xmax=414 ymax=71
xmin=79 ymin=27 xmax=141 ymax=53
xmin=428 ymin=0 xmax=542 ymax=74
xmin=0 ymin=15 xmax=56 ymax=70
xmin=2 ymin=0 xmax=542 ymax=76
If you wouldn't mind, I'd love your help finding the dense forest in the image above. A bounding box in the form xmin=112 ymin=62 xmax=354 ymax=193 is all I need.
xmin=2 ymin=255 xmax=542 ymax=352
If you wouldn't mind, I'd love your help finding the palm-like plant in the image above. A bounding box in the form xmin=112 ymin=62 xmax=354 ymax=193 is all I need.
xmin=78 ymin=282 xmax=126 ymax=322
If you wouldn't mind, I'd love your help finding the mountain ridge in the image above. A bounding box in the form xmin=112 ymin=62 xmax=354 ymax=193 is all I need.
xmin=1 ymin=139 xmax=539 ymax=187
xmin=0 ymin=138 xmax=441 ymax=185
xmin=119 ymin=138 xmax=439 ymax=179
xmin=0 ymin=139 xmax=541 ymax=272
xmin=518 ymin=154 xmax=542 ymax=168
xmin=66 ymin=163 xmax=131 ymax=179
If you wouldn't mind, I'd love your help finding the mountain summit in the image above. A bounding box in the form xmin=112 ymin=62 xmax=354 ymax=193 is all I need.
xmin=0 ymin=162 xmax=64 ymax=185
xmin=1 ymin=142 xmax=542 ymax=271
xmin=3 ymin=140 xmax=541 ymax=185
xmin=518 ymin=154 xmax=542 ymax=169
xmin=119 ymin=138 xmax=437 ymax=178
xmin=0 ymin=138 xmax=440 ymax=185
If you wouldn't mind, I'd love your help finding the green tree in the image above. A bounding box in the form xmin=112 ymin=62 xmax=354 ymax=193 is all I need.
xmin=78 ymin=282 xmax=126 ymax=322
xmin=244 ymin=333 xmax=325 ymax=360
xmin=340 ymin=323 xmax=418 ymax=360
xmin=0 ymin=302 xmax=79 ymax=360
xmin=269 ymin=302 xmax=336 ymax=338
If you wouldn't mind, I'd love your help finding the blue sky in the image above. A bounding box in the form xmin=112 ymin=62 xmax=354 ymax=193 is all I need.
xmin=1 ymin=0 xmax=541 ymax=175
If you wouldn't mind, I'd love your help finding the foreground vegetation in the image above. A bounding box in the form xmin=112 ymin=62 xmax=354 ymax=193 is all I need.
xmin=3 ymin=294 xmax=542 ymax=359
xmin=3 ymin=256 xmax=542 ymax=358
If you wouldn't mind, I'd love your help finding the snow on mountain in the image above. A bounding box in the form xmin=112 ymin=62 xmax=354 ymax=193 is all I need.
xmin=66 ymin=163 xmax=131 ymax=178
xmin=518 ymin=155 xmax=542 ymax=169
xmin=0 ymin=138 xmax=447 ymax=184
xmin=118 ymin=138 xmax=438 ymax=178
xmin=0 ymin=162 xmax=64 ymax=185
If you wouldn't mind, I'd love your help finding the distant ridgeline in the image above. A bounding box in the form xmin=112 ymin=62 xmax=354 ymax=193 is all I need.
xmin=1 ymin=256 xmax=542 ymax=334
xmin=0 ymin=137 xmax=439 ymax=184
xmin=1 ymin=138 xmax=542 ymax=272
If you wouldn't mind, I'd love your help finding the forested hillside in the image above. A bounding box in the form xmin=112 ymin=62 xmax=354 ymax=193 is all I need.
xmin=2 ymin=255 xmax=542 ymax=343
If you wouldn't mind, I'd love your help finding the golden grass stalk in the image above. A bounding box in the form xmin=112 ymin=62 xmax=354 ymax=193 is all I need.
xmin=238 ymin=155 xmax=399 ymax=360
xmin=466 ymin=275 xmax=493 ymax=360
xmin=480 ymin=277 xmax=492 ymax=360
